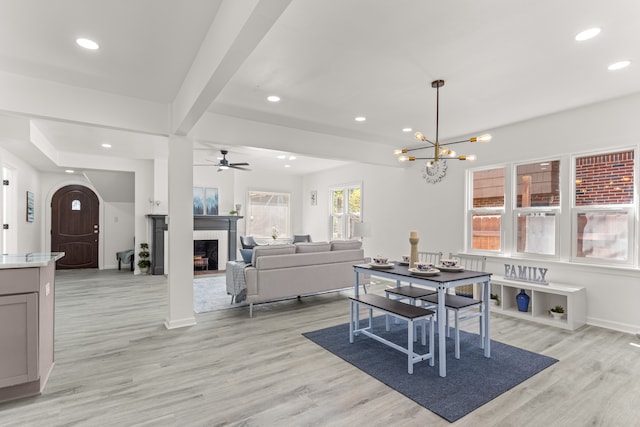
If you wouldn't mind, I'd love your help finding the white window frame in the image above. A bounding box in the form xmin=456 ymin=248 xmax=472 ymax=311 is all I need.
xmin=329 ymin=182 xmax=362 ymax=241
xmin=466 ymin=166 xmax=506 ymax=255
xmin=245 ymin=190 xmax=291 ymax=241
xmin=511 ymin=159 xmax=562 ymax=259
xmin=570 ymin=148 xmax=636 ymax=266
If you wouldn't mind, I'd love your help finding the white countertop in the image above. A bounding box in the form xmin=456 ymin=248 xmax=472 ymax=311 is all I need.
xmin=0 ymin=252 xmax=65 ymax=269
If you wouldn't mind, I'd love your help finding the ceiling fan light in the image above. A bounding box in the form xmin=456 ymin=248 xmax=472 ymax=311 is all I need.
xmin=219 ymin=165 xmax=229 ymax=170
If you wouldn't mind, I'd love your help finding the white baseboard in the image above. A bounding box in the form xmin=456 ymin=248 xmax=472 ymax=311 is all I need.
xmin=587 ymin=316 xmax=639 ymax=335
xmin=164 ymin=316 xmax=197 ymax=329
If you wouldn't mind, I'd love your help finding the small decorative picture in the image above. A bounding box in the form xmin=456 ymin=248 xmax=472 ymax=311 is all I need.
xmin=310 ymin=190 xmax=317 ymax=206
xmin=205 ymin=188 xmax=219 ymax=215
xmin=26 ymin=191 xmax=35 ymax=222
xmin=193 ymin=187 xmax=204 ymax=215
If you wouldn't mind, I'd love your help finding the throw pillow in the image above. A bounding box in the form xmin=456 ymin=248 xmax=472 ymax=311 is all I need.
xmin=295 ymin=242 xmax=331 ymax=253
xmin=251 ymin=244 xmax=296 ymax=265
xmin=330 ymin=240 xmax=362 ymax=251
xmin=240 ymin=249 xmax=253 ymax=264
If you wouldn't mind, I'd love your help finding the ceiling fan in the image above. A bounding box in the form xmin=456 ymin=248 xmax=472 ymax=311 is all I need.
xmin=211 ymin=150 xmax=251 ymax=172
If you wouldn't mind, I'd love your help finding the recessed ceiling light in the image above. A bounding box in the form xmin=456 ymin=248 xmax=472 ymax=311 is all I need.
xmin=575 ymin=27 xmax=601 ymax=41
xmin=76 ymin=38 xmax=99 ymax=50
xmin=355 ymin=116 xmax=366 ymax=122
xmin=288 ymin=156 xmax=296 ymax=160
xmin=101 ymin=143 xmax=111 ymax=148
xmin=402 ymin=128 xmax=412 ymax=132
xmin=284 ymin=164 xmax=291 ymax=168
xmin=608 ymin=60 xmax=631 ymax=71
xmin=267 ymin=95 xmax=280 ymax=102
xmin=277 ymin=155 xmax=286 ymax=159
xmin=65 ymin=169 xmax=74 ymax=174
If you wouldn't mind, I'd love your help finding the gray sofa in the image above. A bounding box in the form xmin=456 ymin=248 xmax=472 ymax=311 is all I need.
xmin=227 ymin=240 xmax=369 ymax=316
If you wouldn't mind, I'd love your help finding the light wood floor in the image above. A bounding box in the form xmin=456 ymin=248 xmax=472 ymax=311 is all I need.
xmin=0 ymin=269 xmax=638 ymax=426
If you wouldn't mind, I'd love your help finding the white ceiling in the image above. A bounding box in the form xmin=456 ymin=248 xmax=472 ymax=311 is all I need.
xmin=0 ymin=0 xmax=639 ymax=180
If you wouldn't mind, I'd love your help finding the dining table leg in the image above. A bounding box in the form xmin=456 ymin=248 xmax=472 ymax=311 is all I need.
xmin=353 ymin=270 xmax=360 ymax=330
xmin=483 ymin=279 xmax=491 ymax=357
xmin=438 ymin=285 xmax=446 ymax=377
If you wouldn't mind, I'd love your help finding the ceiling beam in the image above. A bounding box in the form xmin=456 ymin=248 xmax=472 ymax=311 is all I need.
xmin=171 ymin=0 xmax=292 ymax=136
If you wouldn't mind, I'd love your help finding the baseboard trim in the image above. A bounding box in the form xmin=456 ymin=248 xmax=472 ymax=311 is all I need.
xmin=164 ymin=316 xmax=197 ymax=329
xmin=587 ymin=317 xmax=638 ymax=335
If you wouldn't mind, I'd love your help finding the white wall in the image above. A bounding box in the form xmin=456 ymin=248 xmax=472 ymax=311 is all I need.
xmin=194 ymin=164 xmax=235 ymax=214
xmin=103 ymin=202 xmax=135 ymax=269
xmin=303 ymin=93 xmax=640 ymax=334
xmin=0 ymin=146 xmax=41 ymax=253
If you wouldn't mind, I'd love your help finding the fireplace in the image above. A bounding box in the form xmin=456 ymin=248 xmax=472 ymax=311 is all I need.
xmin=194 ymin=240 xmax=219 ymax=271
xmin=146 ymin=215 xmax=242 ymax=275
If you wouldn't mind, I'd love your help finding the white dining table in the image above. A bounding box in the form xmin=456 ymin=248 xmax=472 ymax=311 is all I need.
xmin=353 ymin=262 xmax=492 ymax=377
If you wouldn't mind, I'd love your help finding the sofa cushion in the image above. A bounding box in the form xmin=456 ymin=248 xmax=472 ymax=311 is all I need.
xmin=251 ymin=244 xmax=296 ymax=265
xmin=251 ymin=248 xmax=364 ymax=271
xmin=240 ymin=249 xmax=253 ymax=264
xmin=330 ymin=240 xmax=362 ymax=251
xmin=295 ymin=242 xmax=331 ymax=253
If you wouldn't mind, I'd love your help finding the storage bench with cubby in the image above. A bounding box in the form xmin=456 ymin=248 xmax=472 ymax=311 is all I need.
xmin=490 ymin=278 xmax=586 ymax=330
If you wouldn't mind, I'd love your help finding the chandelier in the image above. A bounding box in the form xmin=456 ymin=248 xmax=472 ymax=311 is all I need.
xmin=394 ymin=79 xmax=491 ymax=174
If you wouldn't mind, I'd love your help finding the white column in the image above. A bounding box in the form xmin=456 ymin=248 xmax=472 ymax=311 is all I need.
xmin=165 ymin=135 xmax=196 ymax=329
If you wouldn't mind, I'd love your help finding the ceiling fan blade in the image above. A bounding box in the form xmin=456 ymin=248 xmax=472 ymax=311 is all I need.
xmin=229 ymin=165 xmax=251 ymax=171
xmin=229 ymin=162 xmax=249 ymax=166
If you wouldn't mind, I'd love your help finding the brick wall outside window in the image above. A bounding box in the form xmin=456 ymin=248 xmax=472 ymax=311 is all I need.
xmin=575 ymin=150 xmax=634 ymax=206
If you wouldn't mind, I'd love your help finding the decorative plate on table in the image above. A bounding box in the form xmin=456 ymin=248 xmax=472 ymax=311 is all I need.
xmin=368 ymin=262 xmax=395 ymax=269
xmin=438 ymin=265 xmax=465 ymax=272
xmin=408 ymin=267 xmax=440 ymax=276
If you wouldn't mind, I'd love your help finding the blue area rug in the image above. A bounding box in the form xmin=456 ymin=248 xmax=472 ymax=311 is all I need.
xmin=303 ymin=316 xmax=558 ymax=422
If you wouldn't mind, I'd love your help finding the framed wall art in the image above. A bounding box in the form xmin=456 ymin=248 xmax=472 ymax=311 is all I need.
xmin=205 ymin=187 xmax=219 ymax=215
xmin=193 ymin=187 xmax=204 ymax=215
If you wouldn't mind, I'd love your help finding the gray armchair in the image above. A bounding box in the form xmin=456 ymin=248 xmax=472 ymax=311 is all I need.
xmin=240 ymin=236 xmax=259 ymax=249
xmin=292 ymin=234 xmax=311 ymax=243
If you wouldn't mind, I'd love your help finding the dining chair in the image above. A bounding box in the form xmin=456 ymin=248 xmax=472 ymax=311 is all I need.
xmin=448 ymin=253 xmax=486 ymax=298
xmin=240 ymin=236 xmax=259 ymax=249
xmin=418 ymin=251 xmax=443 ymax=266
xmin=383 ymin=250 xmax=442 ymax=331
xmin=292 ymin=234 xmax=311 ymax=243
xmin=419 ymin=253 xmax=487 ymax=359
xmin=385 ymin=251 xmax=442 ymax=303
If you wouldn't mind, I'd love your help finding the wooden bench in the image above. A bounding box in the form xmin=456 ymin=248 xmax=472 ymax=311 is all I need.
xmin=349 ymin=293 xmax=435 ymax=374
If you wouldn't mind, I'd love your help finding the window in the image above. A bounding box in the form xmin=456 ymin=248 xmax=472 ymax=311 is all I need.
xmin=469 ymin=168 xmax=504 ymax=252
xmin=330 ymin=184 xmax=361 ymax=240
xmin=466 ymin=148 xmax=637 ymax=267
xmin=246 ymin=191 xmax=291 ymax=239
xmin=573 ymin=150 xmax=634 ymax=263
xmin=514 ymin=160 xmax=560 ymax=256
